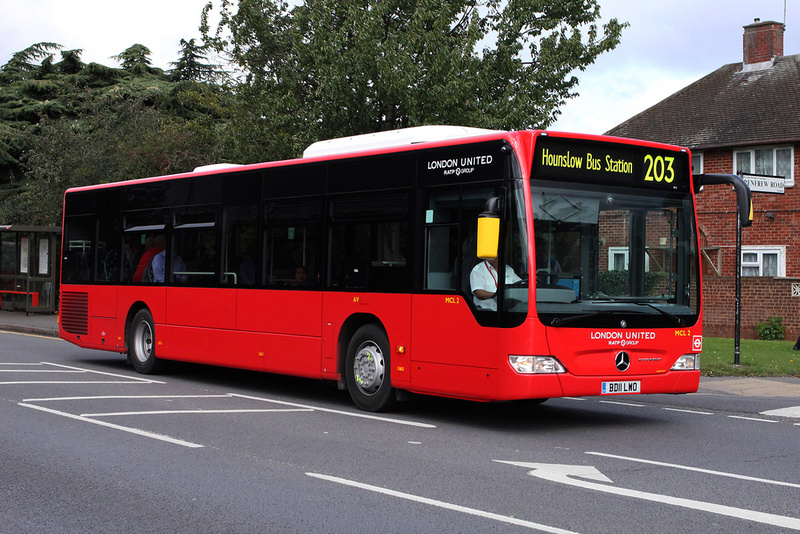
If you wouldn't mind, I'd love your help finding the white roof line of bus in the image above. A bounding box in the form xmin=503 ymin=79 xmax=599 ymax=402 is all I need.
xmin=302 ymin=125 xmax=503 ymax=158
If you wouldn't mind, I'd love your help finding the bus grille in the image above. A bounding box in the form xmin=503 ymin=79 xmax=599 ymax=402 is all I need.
xmin=61 ymin=292 xmax=89 ymax=335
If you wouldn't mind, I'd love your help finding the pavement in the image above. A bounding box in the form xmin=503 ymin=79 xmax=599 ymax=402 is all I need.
xmin=0 ymin=309 xmax=59 ymax=338
xmin=1 ymin=309 xmax=799 ymax=398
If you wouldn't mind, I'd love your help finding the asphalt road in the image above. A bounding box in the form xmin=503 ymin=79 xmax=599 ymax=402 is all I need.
xmin=2 ymin=330 xmax=800 ymax=533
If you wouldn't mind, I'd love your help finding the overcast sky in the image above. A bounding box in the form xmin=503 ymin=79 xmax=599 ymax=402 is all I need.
xmin=2 ymin=0 xmax=797 ymax=135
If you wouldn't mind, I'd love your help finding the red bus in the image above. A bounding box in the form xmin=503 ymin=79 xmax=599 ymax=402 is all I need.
xmin=59 ymin=127 xmax=752 ymax=411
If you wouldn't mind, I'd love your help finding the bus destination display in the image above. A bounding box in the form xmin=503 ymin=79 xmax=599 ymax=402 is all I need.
xmin=533 ymin=136 xmax=689 ymax=191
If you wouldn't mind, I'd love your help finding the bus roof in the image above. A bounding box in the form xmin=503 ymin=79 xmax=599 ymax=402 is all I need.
xmin=302 ymin=125 xmax=500 ymax=158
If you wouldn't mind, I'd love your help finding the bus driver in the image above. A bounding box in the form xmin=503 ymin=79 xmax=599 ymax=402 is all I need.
xmin=469 ymin=256 xmax=521 ymax=311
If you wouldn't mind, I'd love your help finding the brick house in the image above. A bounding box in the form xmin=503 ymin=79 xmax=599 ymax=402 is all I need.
xmin=606 ymin=19 xmax=800 ymax=340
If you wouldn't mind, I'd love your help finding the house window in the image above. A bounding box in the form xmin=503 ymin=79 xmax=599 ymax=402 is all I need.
xmin=741 ymin=246 xmax=784 ymax=277
xmin=691 ymin=152 xmax=703 ymax=174
xmin=609 ymin=247 xmax=627 ymax=271
xmin=608 ymin=247 xmax=649 ymax=271
xmin=735 ymin=147 xmax=794 ymax=187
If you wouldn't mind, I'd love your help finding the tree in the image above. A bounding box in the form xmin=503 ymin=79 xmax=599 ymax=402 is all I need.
xmin=170 ymin=38 xmax=221 ymax=82
xmin=202 ymin=0 xmax=627 ymax=160
xmin=55 ymin=49 xmax=85 ymax=74
xmin=0 ymin=41 xmax=236 ymax=224
xmin=0 ymin=42 xmax=62 ymax=83
xmin=113 ymin=44 xmax=156 ymax=74
xmin=8 ymin=99 xmax=228 ymax=225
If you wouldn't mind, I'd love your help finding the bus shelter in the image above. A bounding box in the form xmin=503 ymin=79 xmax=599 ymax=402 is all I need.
xmin=0 ymin=225 xmax=60 ymax=314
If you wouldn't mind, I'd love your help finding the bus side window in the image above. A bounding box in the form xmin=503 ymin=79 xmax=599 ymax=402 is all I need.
xmin=328 ymin=195 xmax=409 ymax=292
xmin=266 ymin=224 xmax=320 ymax=287
xmin=62 ymin=215 xmax=94 ymax=284
xmin=423 ymin=189 xmax=460 ymax=290
xmin=173 ymin=208 xmax=217 ymax=285
xmin=123 ymin=210 xmax=167 ymax=283
xmin=223 ymin=205 xmax=258 ymax=286
xmin=264 ymin=201 xmax=321 ymax=288
xmin=94 ymin=190 xmax=122 ymax=283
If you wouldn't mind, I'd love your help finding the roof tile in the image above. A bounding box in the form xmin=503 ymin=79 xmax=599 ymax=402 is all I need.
xmin=605 ymin=54 xmax=800 ymax=149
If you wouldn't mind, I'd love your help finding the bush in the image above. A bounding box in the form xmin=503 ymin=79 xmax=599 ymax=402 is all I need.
xmin=755 ymin=316 xmax=786 ymax=341
xmin=596 ymin=270 xmax=668 ymax=297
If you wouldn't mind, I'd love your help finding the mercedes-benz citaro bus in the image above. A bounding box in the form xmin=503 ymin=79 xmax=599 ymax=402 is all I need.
xmin=59 ymin=126 xmax=752 ymax=411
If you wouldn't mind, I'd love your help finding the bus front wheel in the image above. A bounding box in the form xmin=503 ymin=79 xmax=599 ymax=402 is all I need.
xmin=129 ymin=309 xmax=164 ymax=374
xmin=345 ymin=325 xmax=395 ymax=412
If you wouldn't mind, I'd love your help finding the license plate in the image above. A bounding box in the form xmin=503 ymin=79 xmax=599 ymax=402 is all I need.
xmin=601 ymin=381 xmax=641 ymax=394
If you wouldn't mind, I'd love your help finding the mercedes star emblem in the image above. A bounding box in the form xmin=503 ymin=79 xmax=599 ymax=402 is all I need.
xmin=615 ymin=351 xmax=631 ymax=372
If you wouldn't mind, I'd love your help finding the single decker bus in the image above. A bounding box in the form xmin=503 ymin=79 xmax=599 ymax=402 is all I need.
xmin=59 ymin=126 xmax=752 ymax=411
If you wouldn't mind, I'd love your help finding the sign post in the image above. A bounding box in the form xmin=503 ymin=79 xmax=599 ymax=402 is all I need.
xmin=734 ymin=173 xmax=784 ymax=364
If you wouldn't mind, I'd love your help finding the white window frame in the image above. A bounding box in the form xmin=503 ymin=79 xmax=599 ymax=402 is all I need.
xmin=608 ymin=247 xmax=650 ymax=271
xmin=691 ymin=152 xmax=703 ymax=175
xmin=741 ymin=246 xmax=785 ymax=277
xmin=734 ymin=146 xmax=794 ymax=187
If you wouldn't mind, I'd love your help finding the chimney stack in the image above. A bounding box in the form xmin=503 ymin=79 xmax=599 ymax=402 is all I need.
xmin=743 ymin=19 xmax=784 ymax=67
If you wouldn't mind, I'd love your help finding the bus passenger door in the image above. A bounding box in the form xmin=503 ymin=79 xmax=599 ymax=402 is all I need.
xmin=411 ymin=186 xmax=500 ymax=398
xmin=161 ymin=206 xmax=249 ymax=367
xmin=256 ymin=200 xmax=324 ymax=378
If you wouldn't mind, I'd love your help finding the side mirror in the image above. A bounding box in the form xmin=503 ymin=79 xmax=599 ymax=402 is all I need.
xmin=477 ymin=196 xmax=502 ymax=259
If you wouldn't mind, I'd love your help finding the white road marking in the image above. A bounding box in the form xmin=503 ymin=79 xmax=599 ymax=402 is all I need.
xmin=663 ymin=407 xmax=714 ymax=415
xmin=24 ymin=394 xmax=233 ymax=402
xmin=19 ymin=388 xmax=432 ymax=449
xmin=231 ymin=393 xmax=437 ymax=428
xmin=585 ymin=452 xmax=800 ymax=489
xmin=43 ymin=362 xmax=165 ymax=383
xmin=727 ymin=415 xmax=779 ymax=423
xmin=19 ymin=402 xmax=203 ymax=448
xmin=599 ymin=400 xmax=645 ymax=407
xmin=84 ymin=408 xmax=313 ymax=417
xmin=0 ymin=362 xmax=164 ymax=385
xmin=761 ymin=406 xmax=800 ymax=418
xmin=496 ymin=461 xmax=800 ymax=531
xmin=2 ymin=381 xmax=146 ymax=385
xmin=307 ymin=472 xmax=579 ymax=534
xmin=0 ymin=369 xmax=85 ymax=373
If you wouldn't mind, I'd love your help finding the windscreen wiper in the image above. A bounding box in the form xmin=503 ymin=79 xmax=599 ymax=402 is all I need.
xmin=631 ymin=301 xmax=685 ymax=326
xmin=549 ymin=302 xmax=685 ymax=327
xmin=550 ymin=312 xmax=605 ymax=327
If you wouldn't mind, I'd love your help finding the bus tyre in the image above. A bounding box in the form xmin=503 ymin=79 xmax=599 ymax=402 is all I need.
xmin=129 ymin=309 xmax=164 ymax=374
xmin=346 ymin=325 xmax=395 ymax=412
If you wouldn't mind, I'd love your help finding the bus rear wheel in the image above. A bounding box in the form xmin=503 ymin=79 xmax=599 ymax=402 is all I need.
xmin=129 ymin=309 xmax=164 ymax=374
xmin=345 ymin=325 xmax=395 ymax=412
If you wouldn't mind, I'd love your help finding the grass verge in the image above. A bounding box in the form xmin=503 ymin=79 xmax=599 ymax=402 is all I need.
xmin=701 ymin=337 xmax=800 ymax=377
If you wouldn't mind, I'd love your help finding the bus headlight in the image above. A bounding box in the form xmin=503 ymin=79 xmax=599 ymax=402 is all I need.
xmin=509 ymin=355 xmax=566 ymax=374
xmin=671 ymin=354 xmax=700 ymax=371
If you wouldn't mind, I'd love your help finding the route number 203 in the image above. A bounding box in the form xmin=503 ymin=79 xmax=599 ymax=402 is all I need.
xmin=643 ymin=154 xmax=675 ymax=183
